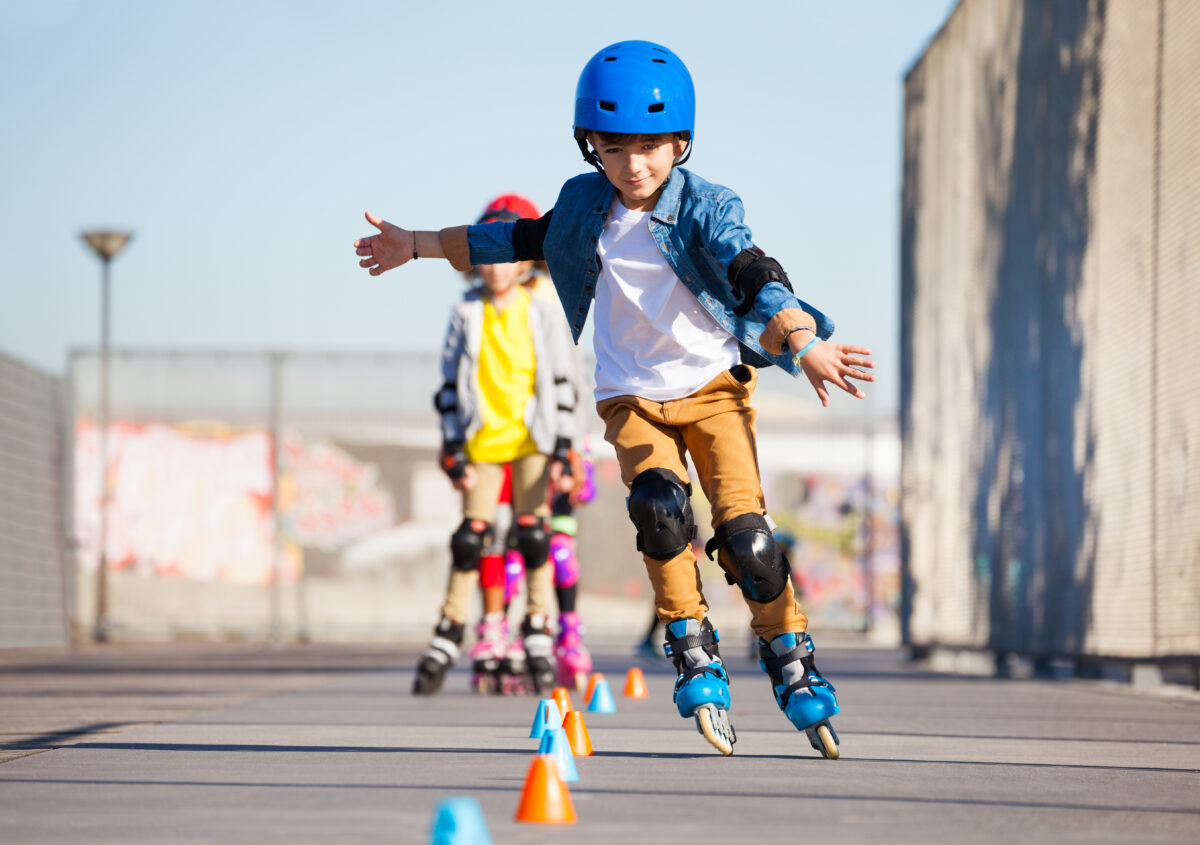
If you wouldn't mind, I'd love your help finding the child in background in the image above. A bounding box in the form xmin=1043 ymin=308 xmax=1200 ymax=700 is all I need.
xmin=411 ymin=197 xmax=577 ymax=696
xmin=357 ymin=41 xmax=873 ymax=757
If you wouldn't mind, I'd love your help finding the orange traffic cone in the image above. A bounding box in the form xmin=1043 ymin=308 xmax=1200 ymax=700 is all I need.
xmin=584 ymin=673 xmax=604 ymax=705
xmin=562 ymin=710 xmax=594 ymax=756
xmin=552 ymin=686 xmax=573 ymax=717
xmin=623 ymin=666 xmax=649 ymax=699
xmin=514 ymin=754 xmax=577 ymax=824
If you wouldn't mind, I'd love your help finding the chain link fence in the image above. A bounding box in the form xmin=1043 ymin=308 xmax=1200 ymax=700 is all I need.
xmin=901 ymin=0 xmax=1199 ymax=665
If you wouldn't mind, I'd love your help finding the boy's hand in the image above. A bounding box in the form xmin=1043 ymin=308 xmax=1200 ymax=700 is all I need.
xmin=354 ymin=211 xmax=415 ymax=276
xmin=789 ymin=334 xmax=875 ymax=407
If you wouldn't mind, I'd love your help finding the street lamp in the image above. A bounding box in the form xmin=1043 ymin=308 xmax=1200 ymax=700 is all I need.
xmin=81 ymin=230 xmax=132 ymax=643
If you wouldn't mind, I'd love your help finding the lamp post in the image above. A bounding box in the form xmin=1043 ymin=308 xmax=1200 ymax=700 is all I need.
xmin=81 ymin=230 xmax=132 ymax=643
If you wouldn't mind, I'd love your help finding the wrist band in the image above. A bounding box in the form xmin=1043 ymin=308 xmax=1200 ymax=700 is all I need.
xmin=412 ymin=232 xmax=419 ymax=260
xmin=792 ymin=337 xmax=820 ymax=366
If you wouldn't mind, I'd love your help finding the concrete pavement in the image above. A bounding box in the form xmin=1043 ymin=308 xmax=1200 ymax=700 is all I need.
xmin=2 ymin=639 xmax=1199 ymax=843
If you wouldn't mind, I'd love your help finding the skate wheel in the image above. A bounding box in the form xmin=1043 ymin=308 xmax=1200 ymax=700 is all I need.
xmin=695 ymin=705 xmax=735 ymax=756
xmin=814 ymin=723 xmax=839 ymax=760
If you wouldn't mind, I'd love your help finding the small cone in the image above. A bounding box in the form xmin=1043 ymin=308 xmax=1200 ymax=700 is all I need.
xmin=584 ymin=672 xmax=604 ymax=705
xmin=429 ymin=796 xmax=493 ymax=845
xmin=529 ymin=699 xmax=562 ymax=739
xmin=623 ymin=666 xmax=649 ymax=698
xmin=536 ymin=727 xmax=579 ymax=782
xmin=586 ymin=677 xmax=617 ymax=714
xmin=552 ymin=686 xmax=573 ymax=716
xmin=562 ymin=710 xmax=594 ymax=756
xmin=514 ymin=755 xmax=577 ymax=824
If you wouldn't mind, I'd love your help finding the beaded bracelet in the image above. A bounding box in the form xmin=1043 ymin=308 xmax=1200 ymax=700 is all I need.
xmin=412 ymin=232 xmax=419 ymax=261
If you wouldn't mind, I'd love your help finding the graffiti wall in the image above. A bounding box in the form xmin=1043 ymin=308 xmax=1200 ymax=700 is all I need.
xmin=74 ymin=420 xmax=394 ymax=586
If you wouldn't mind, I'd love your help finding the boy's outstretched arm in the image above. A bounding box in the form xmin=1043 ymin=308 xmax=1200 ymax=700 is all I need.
xmin=354 ymin=211 xmax=452 ymax=275
xmin=787 ymin=330 xmax=875 ymax=407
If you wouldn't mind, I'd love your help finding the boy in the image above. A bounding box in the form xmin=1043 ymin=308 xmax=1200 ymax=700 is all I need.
xmin=355 ymin=41 xmax=873 ymax=758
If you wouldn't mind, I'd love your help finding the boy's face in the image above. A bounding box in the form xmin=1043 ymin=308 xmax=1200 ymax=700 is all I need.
xmin=589 ymin=132 xmax=688 ymax=212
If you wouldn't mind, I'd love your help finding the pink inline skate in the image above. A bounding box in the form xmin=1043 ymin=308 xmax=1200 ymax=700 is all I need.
xmin=500 ymin=632 xmax=529 ymax=695
xmin=555 ymin=611 xmax=593 ymax=692
xmin=469 ymin=612 xmax=508 ymax=694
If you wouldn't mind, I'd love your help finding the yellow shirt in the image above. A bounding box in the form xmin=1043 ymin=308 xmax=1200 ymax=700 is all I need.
xmin=467 ymin=287 xmax=538 ymax=463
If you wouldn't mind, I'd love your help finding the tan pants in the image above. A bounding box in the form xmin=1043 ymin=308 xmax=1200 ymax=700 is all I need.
xmin=597 ymin=365 xmax=808 ymax=642
xmin=440 ymin=452 xmax=555 ymax=624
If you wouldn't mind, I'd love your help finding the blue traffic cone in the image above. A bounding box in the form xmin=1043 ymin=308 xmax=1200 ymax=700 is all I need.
xmin=586 ymin=677 xmax=617 ymax=714
xmin=429 ymin=796 xmax=493 ymax=845
xmin=529 ymin=699 xmax=562 ymax=739
xmin=536 ymin=727 xmax=579 ymax=782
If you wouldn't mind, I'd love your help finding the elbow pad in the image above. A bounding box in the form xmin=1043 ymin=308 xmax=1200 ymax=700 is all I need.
xmin=728 ymin=247 xmax=794 ymax=317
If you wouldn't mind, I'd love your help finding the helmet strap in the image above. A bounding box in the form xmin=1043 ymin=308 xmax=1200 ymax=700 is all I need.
xmin=574 ymin=129 xmax=605 ymax=173
xmin=674 ymin=132 xmax=693 ymax=167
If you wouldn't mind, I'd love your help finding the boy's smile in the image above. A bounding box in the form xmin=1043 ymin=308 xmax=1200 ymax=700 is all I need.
xmin=591 ymin=133 xmax=689 ymax=212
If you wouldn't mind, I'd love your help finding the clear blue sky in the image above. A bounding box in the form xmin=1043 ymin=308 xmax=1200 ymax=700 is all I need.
xmin=0 ymin=0 xmax=953 ymax=414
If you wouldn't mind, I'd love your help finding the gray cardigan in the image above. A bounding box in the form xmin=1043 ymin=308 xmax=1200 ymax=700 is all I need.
xmin=434 ymin=287 xmax=578 ymax=456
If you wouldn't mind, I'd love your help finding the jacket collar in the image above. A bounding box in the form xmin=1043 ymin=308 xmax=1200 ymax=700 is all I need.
xmin=650 ymin=167 xmax=683 ymax=225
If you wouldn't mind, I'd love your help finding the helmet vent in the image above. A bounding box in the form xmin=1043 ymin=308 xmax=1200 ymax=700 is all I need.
xmin=603 ymin=56 xmax=618 ymax=62
xmin=647 ymin=103 xmax=664 ymax=113
xmin=599 ymin=101 xmax=617 ymax=112
xmin=652 ymin=58 xmax=666 ymax=64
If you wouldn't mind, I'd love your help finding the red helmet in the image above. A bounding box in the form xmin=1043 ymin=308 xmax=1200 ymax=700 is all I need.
xmin=477 ymin=193 xmax=541 ymax=224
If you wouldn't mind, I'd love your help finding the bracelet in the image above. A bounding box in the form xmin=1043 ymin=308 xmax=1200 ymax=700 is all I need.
xmin=411 ymin=232 xmax=419 ymax=261
xmin=792 ymin=337 xmax=820 ymax=366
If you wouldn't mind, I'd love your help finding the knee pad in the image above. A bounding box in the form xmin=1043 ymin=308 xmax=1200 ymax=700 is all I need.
xmin=449 ymin=518 xmax=489 ymax=572
xmin=627 ymin=468 xmax=696 ymax=561
xmin=550 ymin=532 xmax=579 ymax=587
xmin=514 ymin=513 xmax=550 ymax=569
xmin=704 ymin=513 xmax=790 ymax=603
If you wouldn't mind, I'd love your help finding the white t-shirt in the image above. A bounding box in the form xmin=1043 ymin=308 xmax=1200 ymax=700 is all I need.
xmin=593 ymin=200 xmax=739 ymax=402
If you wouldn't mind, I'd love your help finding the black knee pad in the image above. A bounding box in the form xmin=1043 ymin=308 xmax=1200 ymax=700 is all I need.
xmin=704 ymin=513 xmax=790 ymax=603
xmin=627 ymin=468 xmax=696 ymax=561
xmin=449 ymin=518 xmax=489 ymax=572
xmin=514 ymin=514 xmax=550 ymax=569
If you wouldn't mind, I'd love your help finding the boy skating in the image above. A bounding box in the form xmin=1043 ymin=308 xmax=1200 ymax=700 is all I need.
xmin=356 ymin=41 xmax=873 ymax=757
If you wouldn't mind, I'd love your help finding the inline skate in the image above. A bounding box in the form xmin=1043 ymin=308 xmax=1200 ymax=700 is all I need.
xmin=500 ymin=634 xmax=528 ymax=695
xmin=413 ymin=617 xmax=464 ymax=695
xmin=664 ymin=617 xmax=736 ymax=755
xmin=522 ymin=613 xmax=557 ymax=695
xmin=469 ymin=612 xmax=508 ymax=694
xmin=758 ymin=631 xmax=840 ymax=759
xmin=554 ymin=611 xmax=593 ymax=692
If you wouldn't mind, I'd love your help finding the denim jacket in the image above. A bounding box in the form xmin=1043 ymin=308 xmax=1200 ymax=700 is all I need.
xmin=464 ymin=167 xmax=835 ymax=375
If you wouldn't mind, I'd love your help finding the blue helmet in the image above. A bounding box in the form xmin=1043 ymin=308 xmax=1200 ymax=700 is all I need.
xmin=573 ymin=40 xmax=695 ymax=171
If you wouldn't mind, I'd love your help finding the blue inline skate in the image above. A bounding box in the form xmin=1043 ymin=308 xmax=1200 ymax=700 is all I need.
xmin=664 ymin=618 xmax=736 ymax=755
xmin=758 ymin=632 xmax=840 ymax=759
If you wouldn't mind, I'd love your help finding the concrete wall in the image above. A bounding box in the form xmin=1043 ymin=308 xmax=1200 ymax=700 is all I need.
xmin=900 ymin=0 xmax=1200 ymax=659
xmin=0 ymin=351 xmax=69 ymax=647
